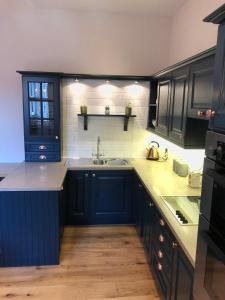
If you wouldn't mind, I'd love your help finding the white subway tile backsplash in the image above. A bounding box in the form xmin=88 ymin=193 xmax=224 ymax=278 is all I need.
xmin=61 ymin=79 xmax=150 ymax=158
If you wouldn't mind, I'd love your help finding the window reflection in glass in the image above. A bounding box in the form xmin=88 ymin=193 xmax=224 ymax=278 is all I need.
xmin=43 ymin=120 xmax=54 ymax=136
xmin=42 ymin=83 xmax=54 ymax=99
xmin=29 ymin=82 xmax=41 ymax=99
xmin=29 ymin=120 xmax=41 ymax=135
xmin=29 ymin=101 xmax=41 ymax=118
xmin=42 ymin=102 xmax=54 ymax=119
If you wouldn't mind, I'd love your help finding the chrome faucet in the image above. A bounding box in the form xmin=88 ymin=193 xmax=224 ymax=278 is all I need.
xmin=97 ymin=136 xmax=101 ymax=160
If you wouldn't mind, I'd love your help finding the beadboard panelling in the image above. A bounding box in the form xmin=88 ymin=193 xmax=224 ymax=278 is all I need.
xmin=61 ymin=79 xmax=150 ymax=158
xmin=0 ymin=191 xmax=60 ymax=267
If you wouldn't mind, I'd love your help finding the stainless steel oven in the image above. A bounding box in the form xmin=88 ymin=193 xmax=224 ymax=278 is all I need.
xmin=194 ymin=131 xmax=225 ymax=300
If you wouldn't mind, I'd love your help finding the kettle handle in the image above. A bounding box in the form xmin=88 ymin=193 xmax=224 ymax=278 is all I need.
xmin=150 ymin=141 xmax=159 ymax=148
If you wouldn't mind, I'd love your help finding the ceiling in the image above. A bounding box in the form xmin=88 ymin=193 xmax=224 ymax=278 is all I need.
xmin=28 ymin=0 xmax=187 ymax=17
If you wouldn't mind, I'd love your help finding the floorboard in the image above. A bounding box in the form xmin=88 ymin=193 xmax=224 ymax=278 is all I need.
xmin=0 ymin=225 xmax=160 ymax=299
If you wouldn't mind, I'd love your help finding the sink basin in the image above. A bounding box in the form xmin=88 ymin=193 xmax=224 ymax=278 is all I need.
xmin=106 ymin=159 xmax=128 ymax=166
xmin=92 ymin=158 xmax=129 ymax=166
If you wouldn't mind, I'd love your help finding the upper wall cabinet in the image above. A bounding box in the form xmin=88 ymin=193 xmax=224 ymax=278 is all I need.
xmin=155 ymin=79 xmax=171 ymax=136
xmin=187 ymin=55 xmax=215 ymax=119
xmin=19 ymin=73 xmax=61 ymax=162
xmin=204 ymin=5 xmax=225 ymax=133
xmin=149 ymin=48 xmax=215 ymax=148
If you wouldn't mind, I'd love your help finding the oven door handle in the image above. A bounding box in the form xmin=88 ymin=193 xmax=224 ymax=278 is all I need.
xmin=206 ymin=168 xmax=225 ymax=189
xmin=202 ymin=231 xmax=225 ymax=264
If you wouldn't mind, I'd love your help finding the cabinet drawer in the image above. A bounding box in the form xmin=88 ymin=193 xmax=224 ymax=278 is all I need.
xmin=25 ymin=143 xmax=60 ymax=152
xmin=152 ymin=247 xmax=170 ymax=299
xmin=25 ymin=152 xmax=61 ymax=162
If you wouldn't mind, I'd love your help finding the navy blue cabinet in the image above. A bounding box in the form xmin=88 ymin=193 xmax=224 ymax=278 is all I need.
xmin=0 ymin=189 xmax=65 ymax=267
xmin=66 ymin=170 xmax=133 ymax=225
xmin=132 ymin=173 xmax=194 ymax=300
xmin=66 ymin=170 xmax=90 ymax=225
xmin=19 ymin=74 xmax=61 ymax=162
xmin=133 ymin=174 xmax=145 ymax=237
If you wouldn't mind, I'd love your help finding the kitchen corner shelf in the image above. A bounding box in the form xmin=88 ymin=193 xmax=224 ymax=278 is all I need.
xmin=77 ymin=114 xmax=136 ymax=131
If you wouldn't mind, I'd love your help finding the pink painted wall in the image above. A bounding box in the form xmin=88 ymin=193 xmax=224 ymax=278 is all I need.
xmin=0 ymin=3 xmax=171 ymax=162
xmin=168 ymin=0 xmax=224 ymax=66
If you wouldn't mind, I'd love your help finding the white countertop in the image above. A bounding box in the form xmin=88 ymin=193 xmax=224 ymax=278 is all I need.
xmin=0 ymin=158 xmax=201 ymax=266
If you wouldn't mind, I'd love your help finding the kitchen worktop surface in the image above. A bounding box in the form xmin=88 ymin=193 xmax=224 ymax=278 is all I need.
xmin=0 ymin=158 xmax=201 ymax=266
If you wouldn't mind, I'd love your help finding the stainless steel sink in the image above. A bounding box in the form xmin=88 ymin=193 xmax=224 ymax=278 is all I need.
xmin=161 ymin=196 xmax=200 ymax=226
xmin=92 ymin=158 xmax=129 ymax=166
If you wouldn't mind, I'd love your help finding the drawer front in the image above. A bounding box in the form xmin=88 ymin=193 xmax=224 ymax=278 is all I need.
xmin=153 ymin=243 xmax=172 ymax=281
xmin=152 ymin=247 xmax=170 ymax=299
xmin=25 ymin=152 xmax=61 ymax=162
xmin=25 ymin=143 xmax=60 ymax=152
xmin=154 ymin=213 xmax=176 ymax=261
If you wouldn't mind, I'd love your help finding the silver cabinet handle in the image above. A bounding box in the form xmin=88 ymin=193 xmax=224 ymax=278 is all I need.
xmin=39 ymin=145 xmax=46 ymax=150
xmin=92 ymin=173 xmax=96 ymax=178
xmin=85 ymin=173 xmax=89 ymax=178
xmin=39 ymin=155 xmax=47 ymax=160
xmin=149 ymin=202 xmax=154 ymax=207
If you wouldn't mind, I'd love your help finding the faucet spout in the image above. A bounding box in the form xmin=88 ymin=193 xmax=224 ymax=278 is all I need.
xmin=97 ymin=136 xmax=100 ymax=160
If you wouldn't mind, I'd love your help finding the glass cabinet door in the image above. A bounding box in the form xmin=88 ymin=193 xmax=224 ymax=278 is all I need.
xmin=26 ymin=79 xmax=59 ymax=139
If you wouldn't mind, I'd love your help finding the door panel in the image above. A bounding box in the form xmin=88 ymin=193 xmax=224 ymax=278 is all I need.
xmin=90 ymin=171 xmax=132 ymax=224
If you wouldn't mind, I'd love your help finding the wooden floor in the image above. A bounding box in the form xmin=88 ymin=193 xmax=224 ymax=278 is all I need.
xmin=0 ymin=226 xmax=160 ymax=300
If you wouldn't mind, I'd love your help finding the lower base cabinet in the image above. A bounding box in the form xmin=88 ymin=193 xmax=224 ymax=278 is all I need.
xmin=66 ymin=170 xmax=133 ymax=225
xmin=133 ymin=173 xmax=194 ymax=300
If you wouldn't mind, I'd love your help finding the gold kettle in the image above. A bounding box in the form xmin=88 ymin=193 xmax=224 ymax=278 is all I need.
xmin=146 ymin=141 xmax=160 ymax=160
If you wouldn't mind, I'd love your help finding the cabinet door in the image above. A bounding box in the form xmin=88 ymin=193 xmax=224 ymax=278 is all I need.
xmin=66 ymin=171 xmax=90 ymax=225
xmin=143 ymin=191 xmax=155 ymax=262
xmin=210 ymin=24 xmax=225 ymax=132
xmin=23 ymin=76 xmax=60 ymax=142
xmin=169 ymin=67 xmax=189 ymax=145
xmin=133 ymin=175 xmax=144 ymax=237
xmin=156 ymin=79 xmax=171 ymax=136
xmin=90 ymin=170 xmax=132 ymax=224
xmin=171 ymin=247 xmax=194 ymax=300
xmin=187 ymin=55 xmax=215 ymax=119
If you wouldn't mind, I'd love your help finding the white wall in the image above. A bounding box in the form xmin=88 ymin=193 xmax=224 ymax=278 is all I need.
xmin=0 ymin=2 xmax=172 ymax=162
xmin=168 ymin=0 xmax=224 ymax=66
xmin=61 ymin=79 xmax=150 ymax=158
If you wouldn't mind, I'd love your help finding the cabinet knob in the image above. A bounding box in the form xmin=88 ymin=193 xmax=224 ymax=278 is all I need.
xmin=206 ymin=109 xmax=216 ymax=118
xmin=55 ymin=136 xmax=59 ymax=140
xmin=149 ymin=202 xmax=154 ymax=207
xmin=92 ymin=173 xmax=96 ymax=178
xmin=158 ymin=250 xmax=163 ymax=258
xmin=159 ymin=219 xmax=165 ymax=226
xmin=172 ymin=241 xmax=178 ymax=249
xmin=197 ymin=110 xmax=205 ymax=117
xmin=138 ymin=184 xmax=142 ymax=188
xmin=157 ymin=262 xmax=163 ymax=271
xmin=39 ymin=145 xmax=46 ymax=150
xmin=159 ymin=234 xmax=164 ymax=243
xmin=39 ymin=155 xmax=47 ymax=160
xmin=85 ymin=173 xmax=89 ymax=178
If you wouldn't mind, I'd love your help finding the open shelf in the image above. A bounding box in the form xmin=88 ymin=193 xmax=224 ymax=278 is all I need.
xmin=77 ymin=114 xmax=136 ymax=131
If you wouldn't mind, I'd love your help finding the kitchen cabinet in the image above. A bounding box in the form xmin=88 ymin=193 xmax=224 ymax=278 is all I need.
xmin=132 ymin=173 xmax=194 ymax=300
xmin=18 ymin=73 xmax=61 ymax=162
xmin=0 ymin=189 xmax=65 ymax=267
xmin=155 ymin=79 xmax=171 ymax=136
xmin=187 ymin=55 xmax=215 ymax=119
xmin=66 ymin=170 xmax=90 ymax=225
xmin=133 ymin=174 xmax=144 ymax=237
xmin=204 ymin=17 xmax=225 ymax=132
xmin=171 ymin=247 xmax=194 ymax=300
xmin=152 ymin=48 xmax=215 ymax=148
xmin=66 ymin=170 xmax=133 ymax=225
xmin=169 ymin=67 xmax=189 ymax=144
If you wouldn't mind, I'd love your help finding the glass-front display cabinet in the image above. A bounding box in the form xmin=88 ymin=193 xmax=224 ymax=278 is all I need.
xmin=19 ymin=73 xmax=61 ymax=162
